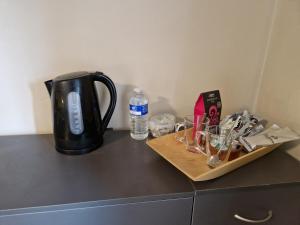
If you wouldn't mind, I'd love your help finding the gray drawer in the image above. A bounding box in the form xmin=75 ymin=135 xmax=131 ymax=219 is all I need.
xmin=0 ymin=197 xmax=193 ymax=225
xmin=192 ymin=184 xmax=300 ymax=225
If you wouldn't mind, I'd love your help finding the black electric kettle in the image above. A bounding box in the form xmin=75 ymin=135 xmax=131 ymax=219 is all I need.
xmin=45 ymin=71 xmax=117 ymax=155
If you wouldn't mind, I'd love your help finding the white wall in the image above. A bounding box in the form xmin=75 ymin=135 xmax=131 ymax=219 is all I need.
xmin=0 ymin=0 xmax=275 ymax=135
xmin=255 ymin=0 xmax=300 ymax=133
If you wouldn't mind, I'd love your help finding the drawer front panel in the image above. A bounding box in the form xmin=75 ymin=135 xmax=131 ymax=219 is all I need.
xmin=192 ymin=184 xmax=300 ymax=225
xmin=0 ymin=197 xmax=193 ymax=225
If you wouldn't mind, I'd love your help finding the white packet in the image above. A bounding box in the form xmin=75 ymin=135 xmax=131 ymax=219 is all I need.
xmin=239 ymin=124 xmax=300 ymax=152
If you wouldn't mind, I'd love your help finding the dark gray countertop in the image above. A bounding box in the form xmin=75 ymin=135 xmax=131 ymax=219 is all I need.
xmin=193 ymin=143 xmax=300 ymax=192
xmin=0 ymin=131 xmax=193 ymax=212
xmin=0 ymin=130 xmax=299 ymax=214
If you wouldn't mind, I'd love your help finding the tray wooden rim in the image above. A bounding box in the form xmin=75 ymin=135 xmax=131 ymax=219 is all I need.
xmin=146 ymin=132 xmax=281 ymax=181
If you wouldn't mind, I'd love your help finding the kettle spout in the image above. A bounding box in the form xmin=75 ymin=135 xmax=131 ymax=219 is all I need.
xmin=44 ymin=80 xmax=53 ymax=96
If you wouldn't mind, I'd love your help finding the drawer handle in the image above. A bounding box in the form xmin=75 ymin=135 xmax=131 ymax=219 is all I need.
xmin=234 ymin=210 xmax=273 ymax=223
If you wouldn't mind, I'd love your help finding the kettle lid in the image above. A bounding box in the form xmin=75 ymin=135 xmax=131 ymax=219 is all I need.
xmin=54 ymin=71 xmax=90 ymax=82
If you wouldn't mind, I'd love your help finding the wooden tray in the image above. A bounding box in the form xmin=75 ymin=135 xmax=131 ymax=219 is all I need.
xmin=146 ymin=132 xmax=281 ymax=181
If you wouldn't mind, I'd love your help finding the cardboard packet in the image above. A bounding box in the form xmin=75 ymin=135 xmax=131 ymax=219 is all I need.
xmin=194 ymin=90 xmax=222 ymax=126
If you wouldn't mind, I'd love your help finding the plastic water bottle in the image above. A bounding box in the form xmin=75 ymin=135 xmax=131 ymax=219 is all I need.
xmin=129 ymin=88 xmax=149 ymax=140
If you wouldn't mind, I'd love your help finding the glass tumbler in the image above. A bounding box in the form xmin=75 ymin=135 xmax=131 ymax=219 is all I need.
xmin=206 ymin=125 xmax=234 ymax=161
xmin=175 ymin=115 xmax=210 ymax=154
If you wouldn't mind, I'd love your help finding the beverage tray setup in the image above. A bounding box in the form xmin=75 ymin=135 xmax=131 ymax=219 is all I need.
xmin=147 ymin=132 xmax=281 ymax=181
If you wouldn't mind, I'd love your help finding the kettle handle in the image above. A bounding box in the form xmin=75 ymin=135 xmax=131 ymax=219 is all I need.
xmin=93 ymin=72 xmax=117 ymax=132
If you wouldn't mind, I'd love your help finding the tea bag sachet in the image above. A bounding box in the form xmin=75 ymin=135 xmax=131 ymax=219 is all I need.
xmin=240 ymin=124 xmax=300 ymax=152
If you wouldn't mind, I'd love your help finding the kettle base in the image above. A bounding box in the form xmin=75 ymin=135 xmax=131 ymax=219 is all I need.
xmin=55 ymin=140 xmax=103 ymax=155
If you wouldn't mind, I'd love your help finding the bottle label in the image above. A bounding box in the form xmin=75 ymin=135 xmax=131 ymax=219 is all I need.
xmin=130 ymin=104 xmax=148 ymax=116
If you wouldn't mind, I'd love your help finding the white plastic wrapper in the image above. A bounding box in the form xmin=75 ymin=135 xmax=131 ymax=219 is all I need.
xmin=219 ymin=110 xmax=265 ymax=141
xmin=149 ymin=113 xmax=176 ymax=137
xmin=239 ymin=124 xmax=300 ymax=152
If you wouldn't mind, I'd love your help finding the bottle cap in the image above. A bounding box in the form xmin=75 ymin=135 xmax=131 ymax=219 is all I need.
xmin=134 ymin=88 xmax=143 ymax=93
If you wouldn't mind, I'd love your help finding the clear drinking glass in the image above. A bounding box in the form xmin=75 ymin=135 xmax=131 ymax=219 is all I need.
xmin=206 ymin=125 xmax=234 ymax=161
xmin=175 ymin=115 xmax=210 ymax=154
